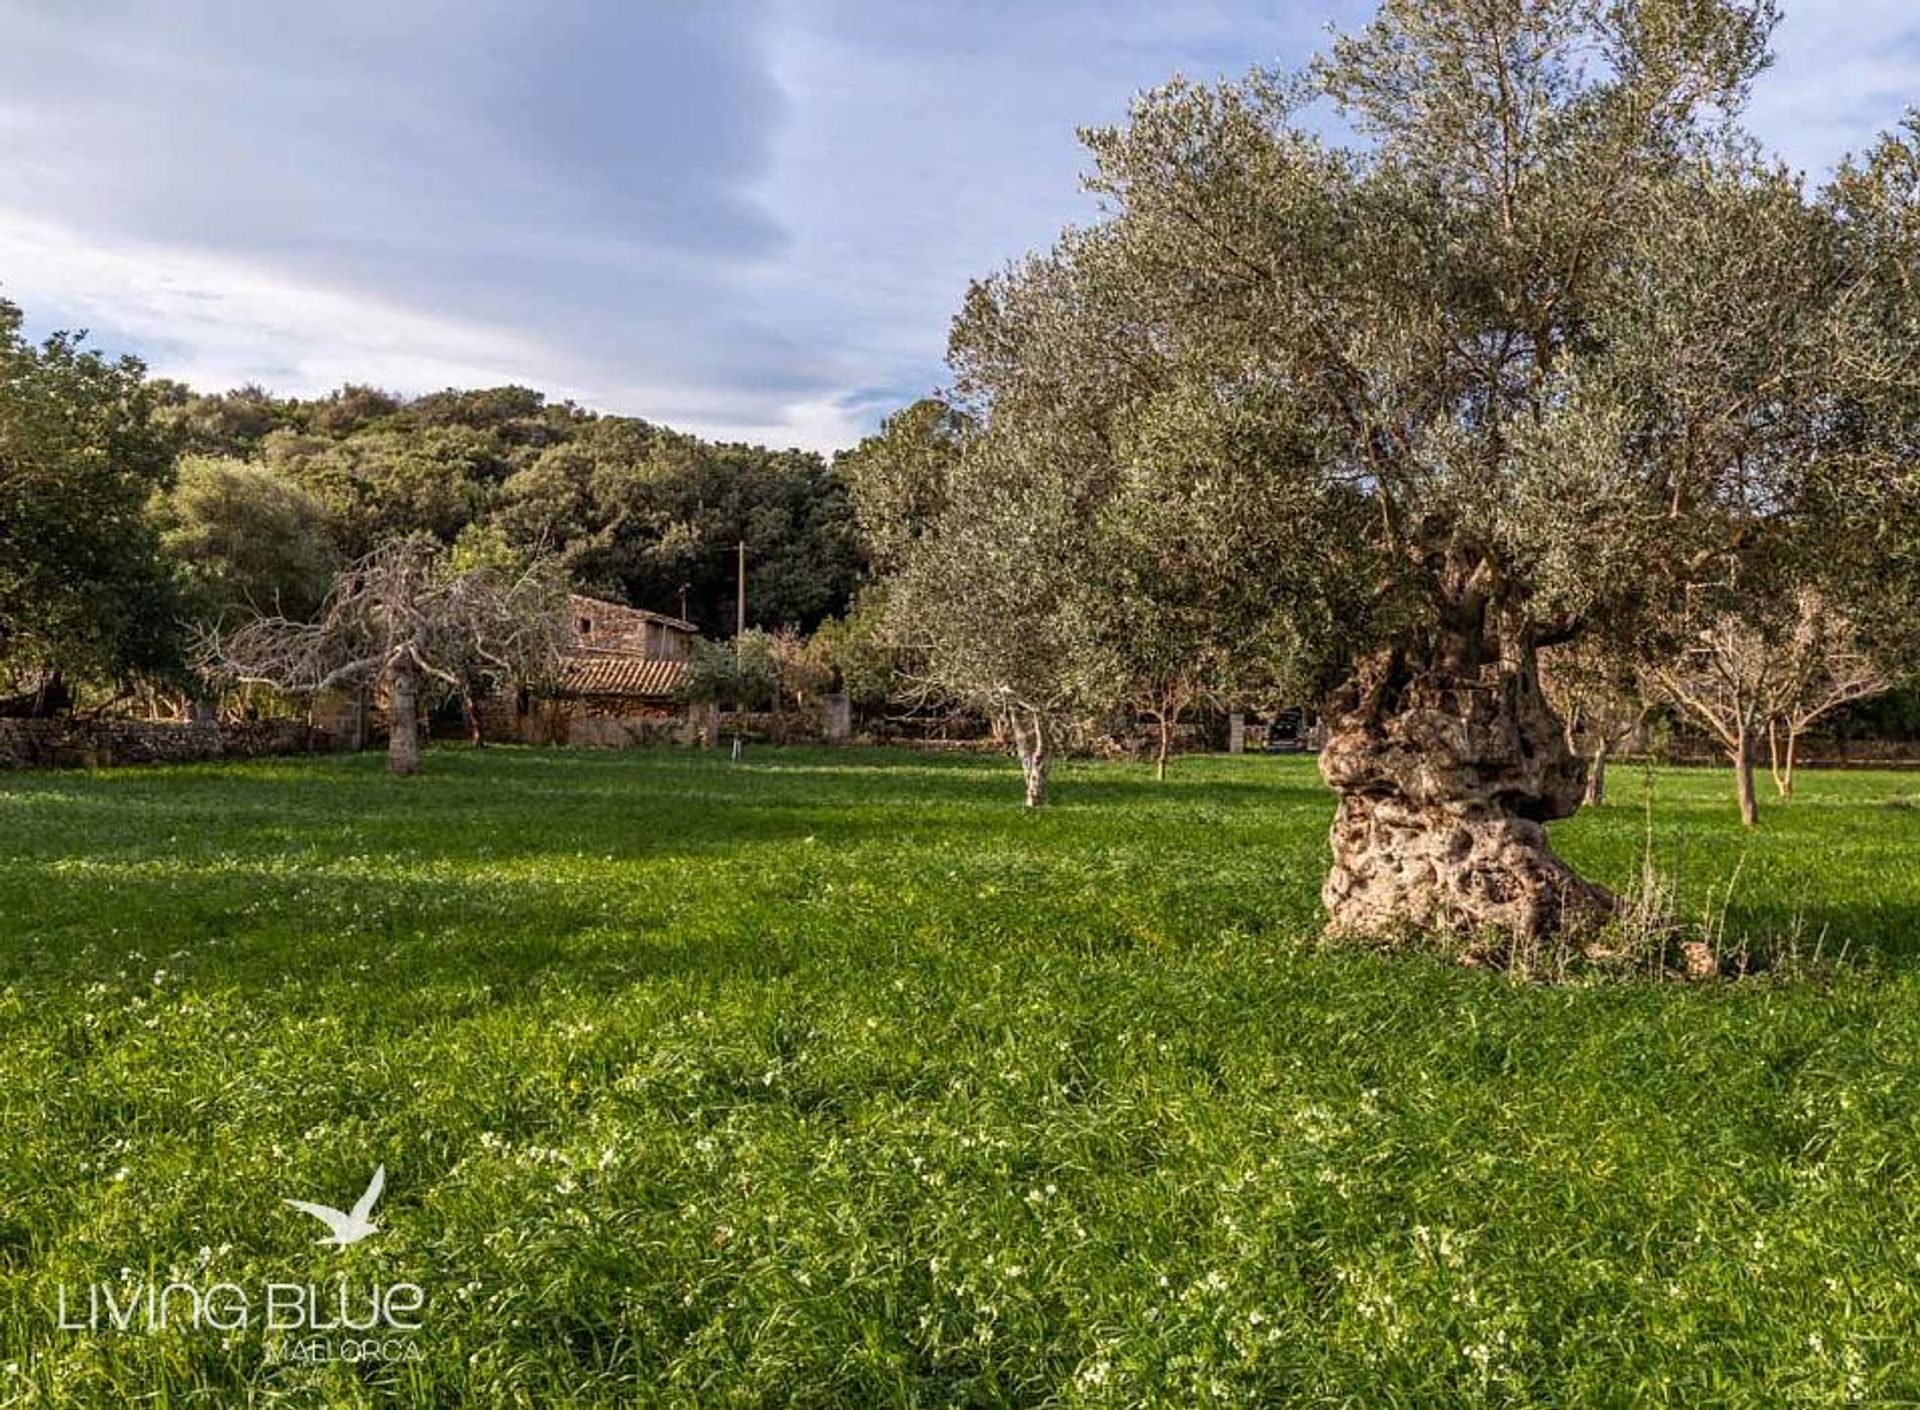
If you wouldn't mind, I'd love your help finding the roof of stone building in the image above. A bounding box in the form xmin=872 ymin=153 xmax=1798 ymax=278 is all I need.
xmin=550 ymin=653 xmax=687 ymax=699
xmin=566 ymin=593 xmax=698 ymax=634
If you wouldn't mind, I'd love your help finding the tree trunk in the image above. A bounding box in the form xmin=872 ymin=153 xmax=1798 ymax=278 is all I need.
xmin=1154 ymin=714 xmax=1172 ymax=782
xmin=464 ymin=690 xmax=484 ymax=747
xmin=32 ymin=669 xmax=69 ymax=718
xmin=1319 ymin=631 xmax=1612 ymax=942
xmin=388 ymin=664 xmax=421 ymax=776
xmin=1733 ymin=731 xmax=1758 ymax=827
xmin=1781 ymin=726 xmax=1799 ymax=798
xmin=1006 ymin=706 xmax=1053 ymax=808
xmin=1768 ymin=718 xmax=1787 ymax=797
xmin=1583 ymin=740 xmax=1610 ymax=808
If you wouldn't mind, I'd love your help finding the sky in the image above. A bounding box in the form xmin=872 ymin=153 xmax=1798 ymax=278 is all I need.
xmin=0 ymin=1 xmax=1914 ymax=453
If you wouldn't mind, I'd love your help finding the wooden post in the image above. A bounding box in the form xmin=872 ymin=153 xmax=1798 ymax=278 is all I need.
xmin=823 ymin=693 xmax=851 ymax=743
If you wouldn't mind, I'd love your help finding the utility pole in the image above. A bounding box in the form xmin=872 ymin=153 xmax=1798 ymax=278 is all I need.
xmin=735 ymin=541 xmax=747 ymax=644
xmin=678 ymin=582 xmax=689 ymax=623
xmin=732 ymin=542 xmax=748 ymax=765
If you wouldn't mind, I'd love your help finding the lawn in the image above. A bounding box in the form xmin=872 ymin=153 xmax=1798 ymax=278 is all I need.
xmin=2 ymin=746 xmax=1919 ymax=1407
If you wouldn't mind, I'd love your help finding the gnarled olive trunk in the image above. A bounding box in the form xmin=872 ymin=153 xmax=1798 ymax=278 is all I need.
xmin=1319 ymin=629 xmax=1612 ymax=942
xmin=387 ymin=664 xmax=421 ymax=776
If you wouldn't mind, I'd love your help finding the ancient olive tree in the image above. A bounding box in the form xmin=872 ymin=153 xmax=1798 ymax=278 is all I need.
xmin=205 ymin=536 xmax=567 ymax=774
xmin=933 ymin=0 xmax=1916 ymax=938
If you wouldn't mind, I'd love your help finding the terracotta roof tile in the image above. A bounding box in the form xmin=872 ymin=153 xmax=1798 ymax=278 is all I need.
xmin=551 ymin=653 xmax=686 ymax=699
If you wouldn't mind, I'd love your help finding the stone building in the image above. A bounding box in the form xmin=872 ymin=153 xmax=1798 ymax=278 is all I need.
xmin=480 ymin=594 xmax=699 ymax=746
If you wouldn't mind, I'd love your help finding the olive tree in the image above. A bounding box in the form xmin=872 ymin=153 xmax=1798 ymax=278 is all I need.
xmin=889 ymin=429 xmax=1086 ymax=806
xmin=842 ymin=395 xmax=1086 ymax=804
xmin=932 ymin=0 xmax=1916 ymax=939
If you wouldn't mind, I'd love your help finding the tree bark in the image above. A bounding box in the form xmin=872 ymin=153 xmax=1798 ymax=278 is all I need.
xmin=463 ymin=689 xmax=485 ymax=747
xmin=1006 ymin=706 xmax=1053 ymax=807
xmin=1733 ymin=731 xmax=1758 ymax=827
xmin=1319 ymin=630 xmax=1612 ymax=942
xmin=1154 ymin=714 xmax=1172 ymax=782
xmin=1780 ymin=726 xmax=1799 ymax=798
xmin=388 ymin=664 xmax=421 ymax=776
xmin=1583 ymin=740 xmax=1610 ymax=808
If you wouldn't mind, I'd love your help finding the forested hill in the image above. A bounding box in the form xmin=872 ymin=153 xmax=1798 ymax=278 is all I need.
xmin=152 ymin=381 xmax=867 ymax=638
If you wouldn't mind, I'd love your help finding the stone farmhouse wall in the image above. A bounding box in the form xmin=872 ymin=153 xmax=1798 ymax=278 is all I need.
xmin=568 ymin=595 xmax=692 ymax=659
xmin=0 ymin=718 xmax=341 ymax=771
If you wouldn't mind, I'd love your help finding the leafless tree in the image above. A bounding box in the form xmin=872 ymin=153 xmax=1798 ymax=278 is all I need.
xmin=201 ymin=536 xmax=567 ymax=775
xmin=1650 ymin=591 xmax=1893 ymax=826
xmin=1762 ymin=592 xmax=1893 ymax=797
xmin=1541 ymin=641 xmax=1649 ymax=808
xmin=1652 ymin=612 xmax=1782 ymax=829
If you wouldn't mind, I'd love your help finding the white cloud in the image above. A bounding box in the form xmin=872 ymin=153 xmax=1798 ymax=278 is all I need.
xmin=0 ymin=0 xmax=1913 ymax=455
xmin=0 ymin=207 xmax=883 ymax=451
xmin=0 ymin=211 xmax=543 ymax=394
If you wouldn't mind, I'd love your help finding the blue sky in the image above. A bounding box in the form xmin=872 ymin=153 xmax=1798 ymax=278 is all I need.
xmin=1 ymin=1 xmax=1914 ymax=452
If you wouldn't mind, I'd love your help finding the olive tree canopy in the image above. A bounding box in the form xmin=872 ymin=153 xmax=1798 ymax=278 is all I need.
xmin=923 ymin=0 xmax=1917 ymax=939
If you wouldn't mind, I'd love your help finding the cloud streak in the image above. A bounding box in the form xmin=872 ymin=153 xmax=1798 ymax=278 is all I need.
xmin=0 ymin=0 xmax=1912 ymax=451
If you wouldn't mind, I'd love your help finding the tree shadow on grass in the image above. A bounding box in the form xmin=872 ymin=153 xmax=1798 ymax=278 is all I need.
xmin=0 ymin=745 xmax=1336 ymax=871
xmin=4 ymin=746 xmax=1915 ymax=981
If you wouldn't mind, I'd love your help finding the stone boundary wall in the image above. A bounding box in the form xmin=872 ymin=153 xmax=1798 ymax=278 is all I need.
xmin=1646 ymin=739 xmax=1920 ymax=769
xmin=0 ymin=718 xmax=341 ymax=771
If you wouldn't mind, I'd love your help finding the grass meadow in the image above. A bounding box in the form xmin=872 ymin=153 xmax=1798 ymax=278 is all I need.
xmin=2 ymin=746 xmax=1920 ymax=1406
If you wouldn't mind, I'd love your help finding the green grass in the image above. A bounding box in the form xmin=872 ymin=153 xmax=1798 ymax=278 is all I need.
xmin=2 ymin=746 xmax=1919 ymax=1407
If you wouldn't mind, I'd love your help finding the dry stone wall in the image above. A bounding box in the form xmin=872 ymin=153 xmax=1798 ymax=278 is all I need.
xmin=0 ymin=719 xmax=340 ymax=770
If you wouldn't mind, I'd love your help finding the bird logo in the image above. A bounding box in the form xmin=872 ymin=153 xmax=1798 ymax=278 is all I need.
xmin=284 ymin=1165 xmax=386 ymax=1248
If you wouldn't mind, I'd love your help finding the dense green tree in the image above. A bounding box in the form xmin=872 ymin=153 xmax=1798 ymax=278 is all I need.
xmin=0 ymin=298 xmax=181 ymax=703
xmin=260 ymin=424 xmax=504 ymax=557
xmin=806 ymin=591 xmax=901 ymax=713
xmin=142 ymin=380 xmax=868 ymax=642
xmin=304 ymin=384 xmax=404 ymax=439
xmin=499 ymin=427 xmax=864 ymax=634
xmin=151 ymin=381 xmax=288 ymax=458
xmin=681 ymin=632 xmax=779 ymax=712
xmin=152 ymin=455 xmax=337 ymax=626
xmin=835 ymin=399 xmax=972 ymax=573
